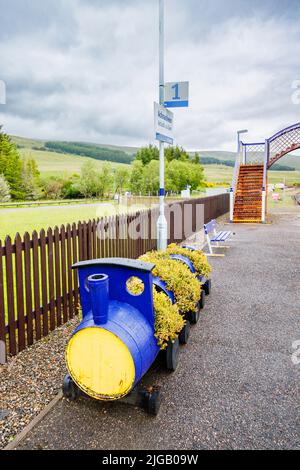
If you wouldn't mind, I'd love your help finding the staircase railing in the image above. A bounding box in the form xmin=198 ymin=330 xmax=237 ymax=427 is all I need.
xmin=261 ymin=139 xmax=269 ymax=223
xmin=230 ymin=146 xmax=243 ymax=222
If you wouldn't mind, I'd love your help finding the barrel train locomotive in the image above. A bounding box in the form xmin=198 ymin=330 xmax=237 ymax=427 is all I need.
xmin=63 ymin=249 xmax=211 ymax=415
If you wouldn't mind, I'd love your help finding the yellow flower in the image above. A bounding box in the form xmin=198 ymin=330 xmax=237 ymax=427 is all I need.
xmin=153 ymin=288 xmax=185 ymax=350
xmin=140 ymin=251 xmax=200 ymax=314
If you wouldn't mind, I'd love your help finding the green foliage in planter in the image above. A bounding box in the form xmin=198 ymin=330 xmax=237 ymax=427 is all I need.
xmin=126 ymin=276 xmax=184 ymax=350
xmin=139 ymin=251 xmax=200 ymax=314
xmin=153 ymin=288 xmax=184 ymax=349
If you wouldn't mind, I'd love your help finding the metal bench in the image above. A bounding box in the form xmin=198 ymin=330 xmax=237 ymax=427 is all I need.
xmin=204 ymin=219 xmax=232 ymax=256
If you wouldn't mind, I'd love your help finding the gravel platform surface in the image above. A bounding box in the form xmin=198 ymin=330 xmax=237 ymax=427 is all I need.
xmin=11 ymin=212 xmax=300 ymax=449
xmin=0 ymin=317 xmax=80 ymax=448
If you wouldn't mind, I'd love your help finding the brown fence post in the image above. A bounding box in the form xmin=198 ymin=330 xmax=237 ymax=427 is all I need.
xmin=40 ymin=229 xmax=49 ymax=337
xmin=54 ymin=226 xmax=62 ymax=327
xmin=32 ymin=231 xmax=41 ymax=341
xmin=24 ymin=232 xmax=34 ymax=346
xmin=60 ymin=225 xmax=68 ymax=324
xmin=0 ymin=240 xmax=7 ymax=363
xmin=15 ymin=233 xmax=26 ymax=352
xmin=66 ymin=224 xmax=74 ymax=319
xmin=72 ymin=223 xmax=79 ymax=314
xmin=47 ymin=228 xmax=56 ymax=332
xmin=5 ymin=236 xmax=17 ymax=355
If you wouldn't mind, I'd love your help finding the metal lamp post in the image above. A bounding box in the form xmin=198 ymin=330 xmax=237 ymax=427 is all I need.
xmin=156 ymin=0 xmax=168 ymax=250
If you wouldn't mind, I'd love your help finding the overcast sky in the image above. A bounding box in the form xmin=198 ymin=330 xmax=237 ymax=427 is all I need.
xmin=0 ymin=0 xmax=300 ymax=151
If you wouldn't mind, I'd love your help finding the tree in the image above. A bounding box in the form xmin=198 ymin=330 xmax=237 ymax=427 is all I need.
xmin=192 ymin=152 xmax=200 ymax=164
xmin=135 ymin=145 xmax=159 ymax=165
xmin=77 ymin=161 xmax=100 ymax=198
xmin=44 ymin=179 xmax=64 ymax=200
xmin=0 ymin=126 xmax=24 ymax=199
xmin=165 ymin=145 xmax=189 ymax=162
xmin=0 ymin=174 xmax=11 ymax=202
xmin=115 ymin=168 xmax=129 ymax=194
xmin=142 ymin=160 xmax=160 ymax=195
xmin=97 ymin=163 xmax=113 ymax=198
xmin=61 ymin=175 xmax=82 ymax=199
xmin=167 ymin=160 xmax=204 ymax=191
xmin=129 ymin=160 xmax=144 ymax=194
xmin=21 ymin=156 xmax=41 ymax=200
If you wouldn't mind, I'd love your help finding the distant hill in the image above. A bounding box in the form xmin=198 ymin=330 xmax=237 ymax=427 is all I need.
xmin=11 ymin=135 xmax=138 ymax=155
xmin=10 ymin=135 xmax=300 ymax=171
xmin=12 ymin=136 xmax=135 ymax=165
xmin=192 ymin=150 xmax=298 ymax=171
xmin=9 ymin=135 xmax=132 ymax=176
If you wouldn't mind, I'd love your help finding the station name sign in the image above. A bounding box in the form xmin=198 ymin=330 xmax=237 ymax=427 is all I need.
xmin=154 ymin=102 xmax=174 ymax=144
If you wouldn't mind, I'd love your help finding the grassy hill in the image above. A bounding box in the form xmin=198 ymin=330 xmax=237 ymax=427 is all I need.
xmin=10 ymin=135 xmax=133 ymax=176
xmin=9 ymin=135 xmax=300 ymax=185
xmin=194 ymin=149 xmax=300 ymax=171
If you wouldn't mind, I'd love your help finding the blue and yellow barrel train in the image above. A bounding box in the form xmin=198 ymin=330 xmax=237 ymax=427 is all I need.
xmin=63 ymin=244 xmax=212 ymax=415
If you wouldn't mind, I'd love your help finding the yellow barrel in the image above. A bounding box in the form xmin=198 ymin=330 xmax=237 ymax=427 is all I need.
xmin=66 ymin=327 xmax=135 ymax=400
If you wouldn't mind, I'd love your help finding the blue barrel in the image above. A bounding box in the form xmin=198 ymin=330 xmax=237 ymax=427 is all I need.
xmin=169 ymin=254 xmax=196 ymax=274
xmin=180 ymin=247 xmax=208 ymax=284
xmin=153 ymin=276 xmax=175 ymax=304
xmin=66 ymin=258 xmax=160 ymax=401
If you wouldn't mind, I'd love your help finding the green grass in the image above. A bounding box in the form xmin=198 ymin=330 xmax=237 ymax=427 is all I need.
xmin=9 ymin=135 xmax=131 ymax=178
xmin=18 ymin=148 xmax=130 ymax=177
xmin=0 ymin=202 xmax=147 ymax=240
xmin=203 ymin=165 xmax=233 ymax=184
xmin=267 ymin=188 xmax=299 ymax=210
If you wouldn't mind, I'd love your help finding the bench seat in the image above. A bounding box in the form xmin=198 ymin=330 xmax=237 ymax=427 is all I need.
xmin=204 ymin=219 xmax=232 ymax=255
xmin=211 ymin=230 xmax=231 ymax=243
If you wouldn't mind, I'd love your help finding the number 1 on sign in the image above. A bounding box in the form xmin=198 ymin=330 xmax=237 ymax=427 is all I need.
xmin=172 ymin=83 xmax=180 ymax=100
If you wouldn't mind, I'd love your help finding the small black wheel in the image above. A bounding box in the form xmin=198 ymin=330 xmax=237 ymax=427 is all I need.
xmin=189 ymin=307 xmax=200 ymax=325
xmin=199 ymin=290 xmax=206 ymax=310
xmin=62 ymin=374 xmax=80 ymax=401
xmin=147 ymin=389 xmax=162 ymax=416
xmin=166 ymin=337 xmax=180 ymax=371
xmin=179 ymin=320 xmax=191 ymax=345
xmin=204 ymin=279 xmax=211 ymax=296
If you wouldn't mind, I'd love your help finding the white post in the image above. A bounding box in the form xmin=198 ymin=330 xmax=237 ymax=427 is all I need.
xmin=261 ymin=138 xmax=268 ymax=224
xmin=243 ymin=145 xmax=246 ymax=165
xmin=157 ymin=0 xmax=168 ymax=250
xmin=230 ymin=189 xmax=234 ymax=223
xmin=261 ymin=190 xmax=266 ymax=223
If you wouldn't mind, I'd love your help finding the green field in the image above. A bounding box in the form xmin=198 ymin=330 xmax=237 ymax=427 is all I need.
xmin=10 ymin=135 xmax=132 ymax=177
xmin=19 ymin=148 xmax=130 ymax=176
xmin=0 ymin=201 xmax=150 ymax=240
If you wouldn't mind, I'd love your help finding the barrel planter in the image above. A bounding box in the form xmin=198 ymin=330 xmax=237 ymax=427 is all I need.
xmin=168 ymin=253 xmax=207 ymax=325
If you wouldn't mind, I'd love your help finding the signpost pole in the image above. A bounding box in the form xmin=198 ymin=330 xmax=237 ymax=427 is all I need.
xmin=157 ymin=0 xmax=168 ymax=250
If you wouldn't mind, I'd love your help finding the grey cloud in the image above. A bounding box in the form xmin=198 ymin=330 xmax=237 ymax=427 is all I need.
xmin=0 ymin=0 xmax=300 ymax=150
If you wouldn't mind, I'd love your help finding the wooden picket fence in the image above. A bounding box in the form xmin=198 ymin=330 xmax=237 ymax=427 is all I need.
xmin=0 ymin=194 xmax=229 ymax=361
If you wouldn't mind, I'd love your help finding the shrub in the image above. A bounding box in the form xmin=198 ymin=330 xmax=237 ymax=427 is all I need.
xmin=0 ymin=174 xmax=11 ymax=202
xmin=0 ymin=126 xmax=24 ymax=199
xmin=127 ymin=276 xmax=184 ymax=350
xmin=152 ymin=289 xmax=184 ymax=349
xmin=139 ymin=251 xmax=200 ymax=313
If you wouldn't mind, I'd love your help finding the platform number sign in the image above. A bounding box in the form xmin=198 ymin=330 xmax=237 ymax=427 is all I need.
xmin=164 ymin=81 xmax=189 ymax=108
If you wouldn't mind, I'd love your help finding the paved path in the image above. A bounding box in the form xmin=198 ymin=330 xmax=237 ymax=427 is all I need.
xmin=18 ymin=213 xmax=300 ymax=450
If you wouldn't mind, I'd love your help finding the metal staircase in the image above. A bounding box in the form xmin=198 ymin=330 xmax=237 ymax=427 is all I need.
xmin=233 ymin=165 xmax=264 ymax=222
xmin=230 ymin=142 xmax=266 ymax=224
xmin=230 ymin=123 xmax=300 ymax=224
